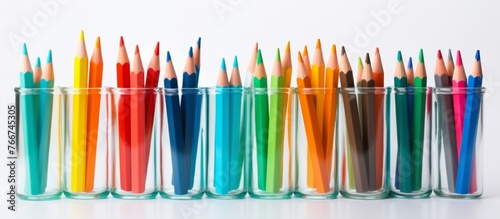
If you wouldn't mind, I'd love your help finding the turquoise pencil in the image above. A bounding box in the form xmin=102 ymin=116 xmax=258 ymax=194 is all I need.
xmin=229 ymin=56 xmax=243 ymax=190
xmin=215 ymin=58 xmax=230 ymax=194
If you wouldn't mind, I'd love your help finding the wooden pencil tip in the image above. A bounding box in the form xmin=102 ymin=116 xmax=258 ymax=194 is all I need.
xmin=332 ymin=44 xmax=337 ymax=54
xmin=166 ymin=51 xmax=171 ymax=62
xmin=475 ymin=50 xmax=480 ymax=61
xmin=341 ymin=46 xmax=346 ymax=55
xmin=448 ymin=49 xmax=453 ymax=61
xmin=418 ymin=49 xmax=424 ymax=63
xmin=119 ymin=36 xmax=124 ymax=47
xmin=437 ymin=50 xmax=443 ymax=60
xmin=397 ymin=50 xmax=402 ymax=62
xmin=407 ymin=57 xmax=413 ymax=69
xmin=257 ymin=49 xmax=263 ymax=65
xmin=456 ymin=50 xmax=463 ymax=66
xmin=79 ymin=30 xmax=85 ymax=41
xmin=189 ymin=47 xmax=193 ymax=58
xmin=303 ymin=45 xmax=309 ymax=56
xmin=357 ymin=56 xmax=363 ymax=67
xmin=95 ymin=37 xmax=101 ymax=49
xmin=154 ymin=42 xmax=160 ymax=56
xmin=315 ymin=39 xmax=321 ymax=49
xmin=275 ymin=48 xmax=281 ymax=62
xmin=197 ymin=37 xmax=201 ymax=49
xmin=22 ymin=43 xmax=28 ymax=56
xmin=365 ymin=53 xmax=371 ymax=65
xmin=375 ymin=47 xmax=380 ymax=55
xmin=35 ymin=57 xmax=41 ymax=68
xmin=135 ymin=45 xmax=140 ymax=54
xmin=221 ymin=58 xmax=227 ymax=71
xmin=233 ymin=56 xmax=238 ymax=68
xmin=298 ymin=51 xmax=304 ymax=63
xmin=46 ymin=50 xmax=52 ymax=64
xmin=285 ymin=41 xmax=290 ymax=53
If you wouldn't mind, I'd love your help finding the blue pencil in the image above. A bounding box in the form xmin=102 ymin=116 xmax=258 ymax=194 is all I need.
xmin=456 ymin=50 xmax=483 ymax=194
xmin=164 ymin=52 xmax=188 ymax=195
xmin=214 ymin=58 xmax=230 ymax=194
xmin=229 ymin=56 xmax=243 ymax=190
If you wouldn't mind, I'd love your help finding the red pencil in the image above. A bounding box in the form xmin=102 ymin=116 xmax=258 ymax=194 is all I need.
xmin=144 ymin=42 xmax=160 ymax=180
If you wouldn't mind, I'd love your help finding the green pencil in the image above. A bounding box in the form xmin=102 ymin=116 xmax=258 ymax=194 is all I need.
xmin=254 ymin=49 xmax=269 ymax=191
xmin=412 ymin=49 xmax=427 ymax=191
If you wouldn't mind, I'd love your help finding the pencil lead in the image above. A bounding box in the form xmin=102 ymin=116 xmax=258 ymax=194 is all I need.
xmin=448 ymin=49 xmax=453 ymax=62
xmin=95 ymin=37 xmax=101 ymax=49
xmin=154 ymin=42 xmax=159 ymax=56
xmin=79 ymin=30 xmax=85 ymax=41
xmin=22 ymin=43 xmax=28 ymax=56
xmin=119 ymin=36 xmax=124 ymax=47
xmin=475 ymin=50 xmax=480 ymax=61
xmin=375 ymin=47 xmax=380 ymax=55
xmin=221 ymin=58 xmax=227 ymax=71
xmin=341 ymin=46 xmax=346 ymax=55
xmin=302 ymin=45 xmax=309 ymax=56
xmin=285 ymin=41 xmax=290 ymax=53
xmin=188 ymin=47 xmax=193 ymax=58
xmin=233 ymin=56 xmax=238 ymax=68
xmin=357 ymin=56 xmax=363 ymax=68
xmin=397 ymin=50 xmax=402 ymax=62
xmin=257 ymin=49 xmax=263 ymax=65
xmin=135 ymin=45 xmax=139 ymax=54
xmin=332 ymin=44 xmax=337 ymax=54
xmin=275 ymin=48 xmax=281 ymax=62
xmin=35 ymin=57 xmax=41 ymax=68
xmin=407 ymin=57 xmax=413 ymax=69
xmin=46 ymin=50 xmax=52 ymax=64
xmin=166 ymin=51 xmax=171 ymax=62
xmin=197 ymin=37 xmax=201 ymax=49
xmin=437 ymin=50 xmax=443 ymax=60
xmin=418 ymin=49 xmax=424 ymax=63
xmin=298 ymin=51 xmax=303 ymax=63
xmin=316 ymin=39 xmax=321 ymax=49
xmin=456 ymin=50 xmax=463 ymax=66
xmin=365 ymin=53 xmax=371 ymax=65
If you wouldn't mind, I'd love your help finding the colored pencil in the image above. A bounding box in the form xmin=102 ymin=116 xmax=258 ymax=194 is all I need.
xmin=164 ymin=51 xmax=188 ymax=195
xmin=323 ymin=44 xmax=339 ymax=188
xmin=39 ymin=50 xmax=54 ymax=192
xmin=130 ymin=45 xmax=146 ymax=193
xmin=71 ymin=30 xmax=89 ymax=192
xmin=312 ymin=39 xmax=325 ymax=139
xmin=412 ymin=49 xmax=427 ymax=191
xmin=434 ymin=50 xmax=458 ymax=193
xmin=456 ymin=50 xmax=482 ymax=194
xmin=303 ymin=46 xmax=312 ymax=75
xmin=339 ymin=46 xmax=368 ymax=192
xmin=394 ymin=51 xmax=412 ymax=193
xmin=304 ymin=45 xmax=315 ymax=189
xmin=229 ymin=56 xmax=243 ymax=190
xmin=215 ymin=58 xmax=230 ymax=194
xmin=361 ymin=53 xmax=376 ymax=190
xmin=297 ymin=51 xmax=329 ymax=193
xmin=194 ymin=37 xmax=201 ymax=77
xmin=191 ymin=39 xmax=203 ymax=186
xmin=116 ymin=36 xmax=132 ymax=191
xmin=446 ymin=49 xmax=455 ymax=80
xmin=453 ymin=51 xmax=466 ymax=157
xmin=266 ymin=48 xmax=285 ymax=193
xmin=144 ymin=42 xmax=160 ymax=180
xmin=85 ymin=37 xmax=103 ymax=192
xmin=372 ymin=47 xmax=385 ymax=188
xmin=20 ymin=44 xmax=41 ymax=195
xmin=282 ymin=42 xmax=292 ymax=88
xmin=281 ymin=42 xmax=293 ymax=187
xmin=253 ymin=49 xmax=269 ymax=191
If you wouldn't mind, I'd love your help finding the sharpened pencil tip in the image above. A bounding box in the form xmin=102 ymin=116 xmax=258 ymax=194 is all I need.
xmin=197 ymin=37 xmax=201 ymax=48
xmin=456 ymin=50 xmax=463 ymax=66
xmin=316 ymin=39 xmax=321 ymax=49
xmin=95 ymin=37 xmax=101 ymax=49
xmin=298 ymin=51 xmax=303 ymax=63
xmin=475 ymin=50 xmax=480 ymax=61
xmin=46 ymin=50 xmax=52 ymax=63
xmin=419 ymin=49 xmax=424 ymax=63
xmin=448 ymin=49 xmax=453 ymax=61
xmin=166 ymin=51 xmax=171 ymax=62
xmin=332 ymin=44 xmax=337 ymax=54
xmin=341 ymin=46 xmax=346 ymax=55
xmin=119 ymin=36 xmax=124 ymax=47
xmin=154 ymin=42 xmax=159 ymax=56
xmin=135 ymin=45 xmax=139 ymax=54
xmin=365 ymin=53 xmax=371 ymax=65
xmin=397 ymin=51 xmax=402 ymax=62
xmin=303 ymin=46 xmax=308 ymax=56
xmin=233 ymin=56 xmax=238 ymax=68
xmin=22 ymin=43 xmax=28 ymax=56
xmin=275 ymin=48 xmax=281 ymax=62
xmin=257 ymin=49 xmax=263 ymax=65
xmin=357 ymin=56 xmax=363 ymax=67
xmin=35 ymin=57 xmax=41 ymax=67
xmin=285 ymin=41 xmax=290 ymax=53
xmin=437 ymin=50 xmax=443 ymax=60
xmin=221 ymin=58 xmax=227 ymax=71
xmin=79 ymin=30 xmax=85 ymax=41
xmin=189 ymin=47 xmax=193 ymax=58
xmin=408 ymin=57 xmax=413 ymax=69
xmin=375 ymin=47 xmax=380 ymax=55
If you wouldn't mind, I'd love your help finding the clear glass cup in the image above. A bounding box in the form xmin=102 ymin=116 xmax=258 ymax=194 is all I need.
xmin=205 ymin=87 xmax=248 ymax=199
xmin=294 ymin=87 xmax=339 ymax=199
xmin=62 ymin=87 xmax=109 ymax=199
xmin=390 ymin=87 xmax=432 ymax=198
xmin=432 ymin=87 xmax=485 ymax=198
xmin=248 ymin=87 xmax=293 ymax=199
xmin=338 ymin=87 xmax=391 ymax=199
xmin=15 ymin=87 xmax=63 ymax=200
xmin=158 ymin=87 xmax=206 ymax=200
xmin=109 ymin=87 xmax=159 ymax=199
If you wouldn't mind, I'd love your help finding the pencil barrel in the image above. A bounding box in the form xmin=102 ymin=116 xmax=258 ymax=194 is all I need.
xmin=206 ymin=87 xmax=247 ymax=199
xmin=110 ymin=88 xmax=158 ymax=199
xmin=159 ymin=87 xmax=206 ymax=200
xmin=433 ymin=87 xmax=484 ymax=198
xmin=294 ymin=88 xmax=339 ymax=199
xmin=339 ymin=87 xmax=390 ymax=199
xmin=15 ymin=87 xmax=62 ymax=200
xmin=249 ymin=87 xmax=293 ymax=199
xmin=390 ymin=87 xmax=432 ymax=198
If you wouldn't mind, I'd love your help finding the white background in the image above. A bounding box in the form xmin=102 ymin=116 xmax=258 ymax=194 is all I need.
xmin=1 ymin=0 xmax=499 ymax=218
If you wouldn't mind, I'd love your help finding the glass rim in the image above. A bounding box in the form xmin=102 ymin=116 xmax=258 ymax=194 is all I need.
xmin=339 ymin=86 xmax=392 ymax=94
xmin=433 ymin=87 xmax=486 ymax=94
xmin=14 ymin=86 xmax=62 ymax=94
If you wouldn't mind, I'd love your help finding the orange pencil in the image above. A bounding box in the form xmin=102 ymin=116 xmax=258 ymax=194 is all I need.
xmin=85 ymin=37 xmax=103 ymax=192
xmin=297 ymin=52 xmax=329 ymax=193
xmin=303 ymin=45 xmax=315 ymax=188
xmin=130 ymin=45 xmax=146 ymax=193
xmin=323 ymin=44 xmax=339 ymax=186
xmin=372 ymin=47 xmax=385 ymax=188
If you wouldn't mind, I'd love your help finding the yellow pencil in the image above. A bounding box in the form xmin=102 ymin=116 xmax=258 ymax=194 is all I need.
xmin=71 ymin=30 xmax=89 ymax=192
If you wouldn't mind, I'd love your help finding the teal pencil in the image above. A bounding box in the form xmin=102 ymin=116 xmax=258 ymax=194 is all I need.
xmin=229 ymin=56 xmax=243 ymax=190
xmin=412 ymin=49 xmax=427 ymax=191
xmin=38 ymin=50 xmax=55 ymax=192
xmin=215 ymin=58 xmax=230 ymax=194
xmin=20 ymin=43 xmax=41 ymax=195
